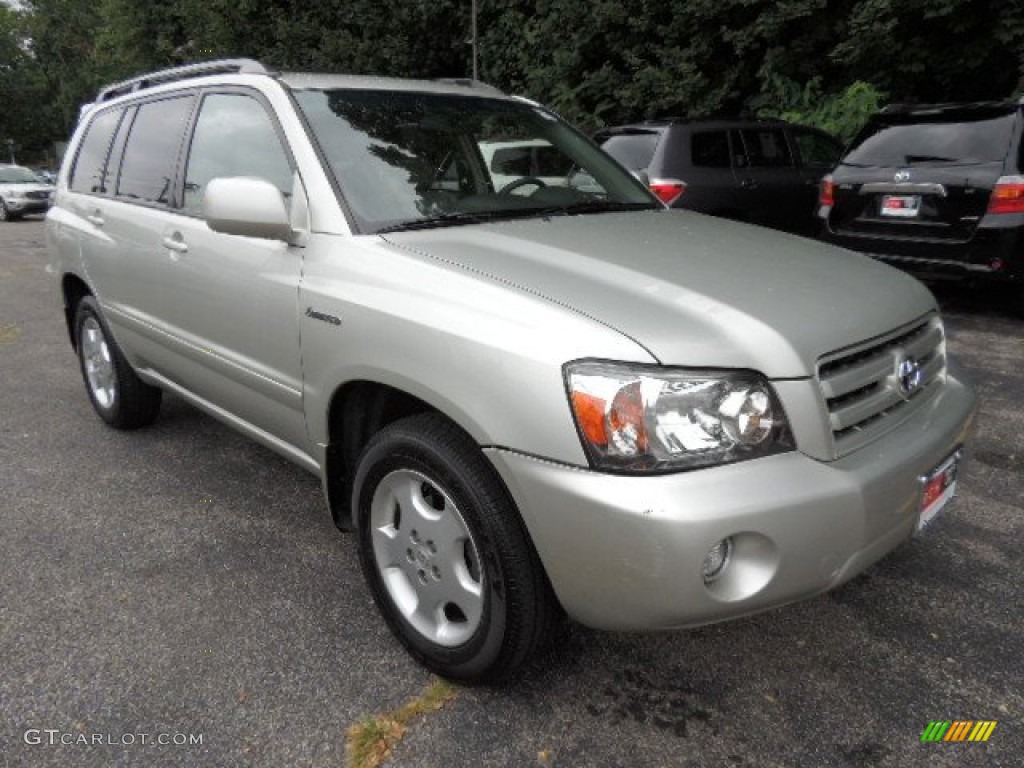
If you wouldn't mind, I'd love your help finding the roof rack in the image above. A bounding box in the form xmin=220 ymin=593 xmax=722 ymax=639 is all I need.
xmin=95 ymin=58 xmax=274 ymax=103
xmin=433 ymin=77 xmax=505 ymax=96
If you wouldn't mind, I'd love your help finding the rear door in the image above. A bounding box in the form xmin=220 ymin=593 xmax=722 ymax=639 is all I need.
xmin=733 ymin=126 xmax=805 ymax=230
xmin=156 ymin=89 xmax=307 ymax=448
xmin=828 ymin=109 xmax=1015 ymax=243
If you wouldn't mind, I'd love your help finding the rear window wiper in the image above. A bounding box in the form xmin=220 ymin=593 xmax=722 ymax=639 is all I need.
xmin=904 ymin=155 xmax=958 ymax=164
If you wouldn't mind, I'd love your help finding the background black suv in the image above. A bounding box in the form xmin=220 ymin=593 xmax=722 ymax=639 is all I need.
xmin=818 ymin=101 xmax=1024 ymax=306
xmin=595 ymin=118 xmax=842 ymax=234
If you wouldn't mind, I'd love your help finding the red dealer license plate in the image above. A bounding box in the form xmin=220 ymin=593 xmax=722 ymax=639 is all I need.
xmin=918 ymin=450 xmax=962 ymax=531
xmin=881 ymin=194 xmax=921 ymax=218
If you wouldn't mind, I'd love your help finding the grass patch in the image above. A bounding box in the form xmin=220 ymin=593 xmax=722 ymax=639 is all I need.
xmin=0 ymin=323 xmax=21 ymax=344
xmin=346 ymin=678 xmax=458 ymax=768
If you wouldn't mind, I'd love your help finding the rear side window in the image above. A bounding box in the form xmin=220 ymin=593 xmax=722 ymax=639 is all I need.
xmin=490 ymin=145 xmax=574 ymax=177
xmin=739 ymin=128 xmax=793 ymax=168
xmin=182 ymin=93 xmax=293 ymax=216
xmin=599 ymin=131 xmax=661 ymax=171
xmin=69 ymin=109 xmax=122 ymax=194
xmin=691 ymin=130 xmax=730 ymax=168
xmin=116 ymin=96 xmax=194 ymax=205
xmin=844 ymin=111 xmax=1016 ymax=166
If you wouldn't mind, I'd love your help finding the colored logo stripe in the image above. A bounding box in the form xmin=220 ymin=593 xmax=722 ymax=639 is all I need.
xmin=921 ymin=721 xmax=949 ymax=742
xmin=969 ymin=722 xmax=997 ymax=742
xmin=921 ymin=720 xmax=997 ymax=742
xmin=945 ymin=721 xmax=973 ymax=741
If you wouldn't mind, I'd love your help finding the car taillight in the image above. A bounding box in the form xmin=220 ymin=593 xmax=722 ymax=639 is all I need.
xmin=819 ymin=175 xmax=835 ymax=207
xmin=987 ymin=175 xmax=1024 ymax=214
xmin=649 ymin=179 xmax=686 ymax=205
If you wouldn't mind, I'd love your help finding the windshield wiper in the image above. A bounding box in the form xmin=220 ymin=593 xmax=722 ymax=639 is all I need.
xmin=532 ymin=200 xmax=660 ymax=217
xmin=377 ymin=210 xmax=531 ymax=233
xmin=377 ymin=200 xmax=658 ymax=234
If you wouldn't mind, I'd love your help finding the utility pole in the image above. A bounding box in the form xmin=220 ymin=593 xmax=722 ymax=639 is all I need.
xmin=471 ymin=0 xmax=478 ymax=81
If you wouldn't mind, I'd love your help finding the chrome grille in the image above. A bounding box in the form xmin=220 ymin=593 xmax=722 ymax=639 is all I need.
xmin=817 ymin=314 xmax=945 ymax=457
xmin=26 ymin=190 xmax=51 ymax=200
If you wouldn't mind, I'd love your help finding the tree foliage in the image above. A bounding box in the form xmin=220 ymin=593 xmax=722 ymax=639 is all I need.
xmin=1 ymin=0 xmax=1021 ymax=164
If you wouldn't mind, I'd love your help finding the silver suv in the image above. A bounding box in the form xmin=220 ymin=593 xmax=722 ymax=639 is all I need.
xmin=48 ymin=60 xmax=977 ymax=682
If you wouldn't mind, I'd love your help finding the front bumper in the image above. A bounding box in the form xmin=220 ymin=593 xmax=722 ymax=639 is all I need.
xmin=485 ymin=362 xmax=977 ymax=630
xmin=5 ymin=198 xmax=52 ymax=215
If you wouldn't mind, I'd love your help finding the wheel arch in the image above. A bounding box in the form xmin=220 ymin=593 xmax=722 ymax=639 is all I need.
xmin=324 ymin=379 xmax=476 ymax=531
xmin=61 ymin=272 xmax=93 ymax=350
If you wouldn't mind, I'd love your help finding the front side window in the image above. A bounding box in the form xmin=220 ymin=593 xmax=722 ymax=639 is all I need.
xmin=69 ymin=108 xmax=122 ymax=194
xmin=295 ymin=89 xmax=657 ymax=233
xmin=183 ymin=93 xmax=293 ymax=216
xmin=116 ymin=96 xmax=194 ymax=205
xmin=739 ymin=128 xmax=793 ymax=168
xmin=793 ymin=130 xmax=842 ymax=168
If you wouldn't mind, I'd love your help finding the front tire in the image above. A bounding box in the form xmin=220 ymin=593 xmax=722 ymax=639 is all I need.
xmin=74 ymin=295 xmax=162 ymax=429
xmin=353 ymin=414 xmax=560 ymax=683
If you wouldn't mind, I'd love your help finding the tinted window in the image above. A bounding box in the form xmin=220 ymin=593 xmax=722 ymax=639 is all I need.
xmin=116 ymin=96 xmax=194 ymax=204
xmin=844 ymin=111 xmax=1016 ymax=166
xmin=793 ymin=130 xmax=841 ymax=168
xmin=691 ymin=130 xmax=730 ymax=168
xmin=739 ymin=128 xmax=793 ymax=168
xmin=599 ymin=131 xmax=662 ymax=170
xmin=70 ymin=109 xmax=122 ymax=194
xmin=183 ymin=93 xmax=293 ymax=216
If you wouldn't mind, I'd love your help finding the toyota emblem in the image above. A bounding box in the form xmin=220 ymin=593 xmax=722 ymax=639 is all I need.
xmin=894 ymin=170 xmax=911 ymax=182
xmin=897 ymin=357 xmax=922 ymax=395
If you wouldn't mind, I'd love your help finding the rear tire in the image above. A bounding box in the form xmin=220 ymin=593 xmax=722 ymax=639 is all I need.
xmin=74 ymin=295 xmax=162 ymax=429
xmin=353 ymin=413 xmax=561 ymax=683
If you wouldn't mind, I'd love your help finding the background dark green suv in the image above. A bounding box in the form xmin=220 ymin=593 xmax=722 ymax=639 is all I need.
xmin=596 ymin=118 xmax=842 ymax=234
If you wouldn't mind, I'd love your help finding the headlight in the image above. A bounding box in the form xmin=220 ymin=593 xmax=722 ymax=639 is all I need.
xmin=565 ymin=361 xmax=794 ymax=473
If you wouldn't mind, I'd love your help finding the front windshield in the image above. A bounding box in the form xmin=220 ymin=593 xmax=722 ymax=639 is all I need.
xmin=0 ymin=166 xmax=42 ymax=183
xmin=294 ymin=89 xmax=658 ymax=233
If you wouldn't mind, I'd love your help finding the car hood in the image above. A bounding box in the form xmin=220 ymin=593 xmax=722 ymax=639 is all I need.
xmin=0 ymin=182 xmax=53 ymax=195
xmin=380 ymin=210 xmax=936 ymax=378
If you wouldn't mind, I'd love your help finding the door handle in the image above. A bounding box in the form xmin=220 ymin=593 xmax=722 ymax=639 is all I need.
xmin=162 ymin=234 xmax=188 ymax=254
xmin=740 ymin=179 xmax=759 ymax=190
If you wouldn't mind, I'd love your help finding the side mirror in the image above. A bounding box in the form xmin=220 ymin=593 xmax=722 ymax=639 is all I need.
xmin=204 ymin=177 xmax=291 ymax=241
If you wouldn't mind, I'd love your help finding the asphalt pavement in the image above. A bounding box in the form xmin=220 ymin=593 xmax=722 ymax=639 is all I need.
xmin=1 ymin=218 xmax=1020 ymax=767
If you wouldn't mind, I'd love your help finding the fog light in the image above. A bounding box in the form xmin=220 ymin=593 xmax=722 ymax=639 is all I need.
xmin=702 ymin=537 xmax=733 ymax=584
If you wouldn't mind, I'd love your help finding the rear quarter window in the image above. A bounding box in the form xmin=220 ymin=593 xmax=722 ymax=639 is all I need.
xmin=691 ymin=130 xmax=731 ymax=168
xmin=599 ymin=131 xmax=661 ymax=171
xmin=69 ymin=109 xmax=122 ymax=194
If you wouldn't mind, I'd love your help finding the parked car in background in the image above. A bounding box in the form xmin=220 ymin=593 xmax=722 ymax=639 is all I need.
xmin=0 ymin=164 xmax=55 ymax=220
xmin=595 ymin=118 xmax=843 ymax=234
xmin=818 ymin=100 xmax=1024 ymax=310
xmin=49 ymin=60 xmax=975 ymax=683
